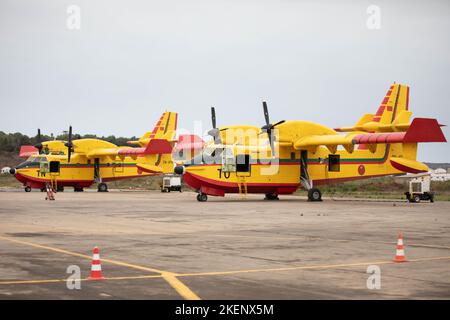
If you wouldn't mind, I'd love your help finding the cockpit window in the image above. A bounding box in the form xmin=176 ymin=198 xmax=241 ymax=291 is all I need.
xmin=26 ymin=156 xmax=47 ymax=163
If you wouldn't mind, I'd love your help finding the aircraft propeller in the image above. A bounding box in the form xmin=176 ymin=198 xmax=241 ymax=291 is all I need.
xmin=208 ymin=107 xmax=225 ymax=144
xmin=64 ymin=126 xmax=74 ymax=163
xmin=34 ymin=129 xmax=43 ymax=154
xmin=261 ymin=101 xmax=285 ymax=155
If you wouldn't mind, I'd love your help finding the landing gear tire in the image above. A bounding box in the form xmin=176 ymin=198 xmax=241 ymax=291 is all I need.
xmin=98 ymin=183 xmax=108 ymax=192
xmin=308 ymin=188 xmax=322 ymax=202
xmin=74 ymin=187 xmax=84 ymax=192
xmin=24 ymin=186 xmax=31 ymax=192
xmin=264 ymin=193 xmax=279 ymax=201
xmin=197 ymin=193 xmax=208 ymax=202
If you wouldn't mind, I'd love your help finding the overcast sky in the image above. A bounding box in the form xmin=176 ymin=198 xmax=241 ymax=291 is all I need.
xmin=0 ymin=0 xmax=449 ymax=162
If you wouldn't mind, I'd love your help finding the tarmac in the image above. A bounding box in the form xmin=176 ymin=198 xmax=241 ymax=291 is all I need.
xmin=0 ymin=190 xmax=449 ymax=299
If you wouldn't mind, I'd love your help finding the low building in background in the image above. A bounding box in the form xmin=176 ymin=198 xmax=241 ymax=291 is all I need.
xmin=430 ymin=168 xmax=450 ymax=181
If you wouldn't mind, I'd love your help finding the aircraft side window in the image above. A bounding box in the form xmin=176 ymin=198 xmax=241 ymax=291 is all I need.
xmin=236 ymin=154 xmax=251 ymax=173
xmin=328 ymin=154 xmax=340 ymax=172
xmin=49 ymin=161 xmax=60 ymax=173
xmin=222 ymin=147 xmax=236 ymax=172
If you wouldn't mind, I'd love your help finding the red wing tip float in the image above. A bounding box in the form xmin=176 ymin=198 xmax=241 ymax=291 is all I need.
xmin=175 ymin=83 xmax=447 ymax=201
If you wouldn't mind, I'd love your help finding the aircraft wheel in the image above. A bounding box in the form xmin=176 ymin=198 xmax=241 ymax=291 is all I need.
xmin=308 ymin=188 xmax=322 ymax=201
xmin=264 ymin=193 xmax=279 ymax=200
xmin=197 ymin=193 xmax=208 ymax=202
xmin=74 ymin=187 xmax=84 ymax=192
xmin=98 ymin=183 xmax=108 ymax=192
xmin=24 ymin=186 xmax=31 ymax=192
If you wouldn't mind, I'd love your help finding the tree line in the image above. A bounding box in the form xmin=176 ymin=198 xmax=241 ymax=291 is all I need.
xmin=0 ymin=131 xmax=137 ymax=153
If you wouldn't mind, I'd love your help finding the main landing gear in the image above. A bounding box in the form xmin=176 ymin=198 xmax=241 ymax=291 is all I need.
xmin=308 ymin=188 xmax=322 ymax=202
xmin=97 ymin=183 xmax=108 ymax=192
xmin=264 ymin=193 xmax=279 ymax=201
xmin=74 ymin=187 xmax=84 ymax=192
xmin=196 ymin=193 xmax=208 ymax=202
xmin=24 ymin=186 xmax=31 ymax=192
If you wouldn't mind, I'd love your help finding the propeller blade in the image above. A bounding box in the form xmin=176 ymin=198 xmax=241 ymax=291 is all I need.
xmin=208 ymin=107 xmax=222 ymax=144
xmin=268 ymin=129 xmax=275 ymax=155
xmin=65 ymin=126 xmax=73 ymax=163
xmin=35 ymin=129 xmax=43 ymax=154
xmin=263 ymin=101 xmax=270 ymax=126
xmin=211 ymin=107 xmax=217 ymax=129
xmin=272 ymin=120 xmax=286 ymax=127
xmin=68 ymin=126 xmax=72 ymax=143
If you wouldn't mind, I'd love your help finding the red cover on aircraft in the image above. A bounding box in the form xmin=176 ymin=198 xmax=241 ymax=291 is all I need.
xmin=176 ymin=134 xmax=205 ymax=150
xmin=19 ymin=145 xmax=39 ymax=158
xmin=143 ymin=139 xmax=173 ymax=154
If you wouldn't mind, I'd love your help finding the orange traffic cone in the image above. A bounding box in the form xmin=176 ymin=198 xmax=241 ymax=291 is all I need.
xmin=394 ymin=232 xmax=406 ymax=262
xmin=88 ymin=246 xmax=105 ymax=280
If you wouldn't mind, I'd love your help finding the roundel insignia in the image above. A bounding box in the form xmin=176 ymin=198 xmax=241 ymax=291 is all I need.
xmin=358 ymin=164 xmax=365 ymax=175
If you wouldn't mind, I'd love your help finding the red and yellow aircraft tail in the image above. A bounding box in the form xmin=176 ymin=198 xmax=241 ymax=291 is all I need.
xmin=373 ymin=83 xmax=409 ymax=124
xmin=333 ymin=83 xmax=446 ymax=174
xmin=128 ymin=111 xmax=178 ymax=147
xmin=336 ymin=84 xmax=412 ymax=133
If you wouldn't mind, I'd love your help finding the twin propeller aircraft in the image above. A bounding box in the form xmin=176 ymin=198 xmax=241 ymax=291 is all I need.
xmin=11 ymin=83 xmax=447 ymax=201
xmin=11 ymin=112 xmax=178 ymax=192
xmin=174 ymin=83 xmax=446 ymax=201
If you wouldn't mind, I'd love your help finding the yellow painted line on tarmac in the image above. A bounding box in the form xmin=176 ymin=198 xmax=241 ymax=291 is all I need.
xmin=176 ymin=256 xmax=450 ymax=278
xmin=0 ymin=275 xmax=164 ymax=286
xmin=0 ymin=235 xmax=200 ymax=300
xmin=162 ymin=272 xmax=201 ymax=300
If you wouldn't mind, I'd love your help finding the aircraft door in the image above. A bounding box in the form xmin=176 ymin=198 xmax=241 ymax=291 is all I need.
xmin=328 ymin=154 xmax=340 ymax=172
xmin=94 ymin=158 xmax=101 ymax=182
xmin=236 ymin=154 xmax=251 ymax=177
xmin=300 ymin=150 xmax=311 ymax=189
xmin=49 ymin=161 xmax=60 ymax=175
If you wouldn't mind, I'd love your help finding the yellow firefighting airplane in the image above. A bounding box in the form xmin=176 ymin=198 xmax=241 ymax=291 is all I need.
xmin=174 ymin=83 xmax=447 ymax=201
xmin=11 ymin=112 xmax=178 ymax=192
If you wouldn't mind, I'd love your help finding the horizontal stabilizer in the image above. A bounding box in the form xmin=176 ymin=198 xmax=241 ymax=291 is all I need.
xmin=352 ymin=118 xmax=446 ymax=144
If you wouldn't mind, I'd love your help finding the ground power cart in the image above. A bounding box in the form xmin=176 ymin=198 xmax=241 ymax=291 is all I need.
xmin=405 ymin=175 xmax=434 ymax=203
xmin=161 ymin=175 xmax=182 ymax=193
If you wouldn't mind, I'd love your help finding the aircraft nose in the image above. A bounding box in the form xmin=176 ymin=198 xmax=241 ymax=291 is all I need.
xmin=9 ymin=168 xmax=16 ymax=175
xmin=174 ymin=165 xmax=185 ymax=175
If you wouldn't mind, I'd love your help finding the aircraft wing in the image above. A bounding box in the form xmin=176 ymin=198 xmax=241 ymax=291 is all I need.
xmin=294 ymin=118 xmax=446 ymax=153
xmin=86 ymin=139 xmax=173 ymax=158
